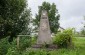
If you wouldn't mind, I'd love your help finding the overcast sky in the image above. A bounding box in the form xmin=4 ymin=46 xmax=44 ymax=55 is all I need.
xmin=28 ymin=0 xmax=85 ymax=31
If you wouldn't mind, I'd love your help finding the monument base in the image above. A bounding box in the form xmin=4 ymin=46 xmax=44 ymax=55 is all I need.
xmin=31 ymin=44 xmax=58 ymax=50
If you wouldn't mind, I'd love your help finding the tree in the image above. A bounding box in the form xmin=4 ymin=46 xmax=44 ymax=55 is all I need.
xmin=33 ymin=2 xmax=60 ymax=34
xmin=0 ymin=0 xmax=31 ymax=42
xmin=80 ymin=16 xmax=85 ymax=36
xmin=84 ymin=16 xmax=85 ymax=28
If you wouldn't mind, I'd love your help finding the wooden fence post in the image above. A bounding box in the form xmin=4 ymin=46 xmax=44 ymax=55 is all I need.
xmin=17 ymin=36 xmax=20 ymax=49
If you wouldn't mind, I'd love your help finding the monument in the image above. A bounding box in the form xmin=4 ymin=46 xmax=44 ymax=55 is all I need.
xmin=37 ymin=10 xmax=52 ymax=44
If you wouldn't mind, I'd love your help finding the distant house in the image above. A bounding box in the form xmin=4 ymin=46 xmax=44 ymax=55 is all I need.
xmin=58 ymin=26 xmax=65 ymax=32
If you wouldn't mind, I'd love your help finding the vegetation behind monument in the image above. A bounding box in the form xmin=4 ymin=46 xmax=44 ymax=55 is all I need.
xmin=33 ymin=1 xmax=60 ymax=34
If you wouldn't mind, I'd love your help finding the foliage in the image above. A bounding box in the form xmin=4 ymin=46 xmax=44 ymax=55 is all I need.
xmin=43 ymin=43 xmax=49 ymax=48
xmin=19 ymin=36 xmax=31 ymax=50
xmin=0 ymin=37 xmax=11 ymax=55
xmin=22 ymin=49 xmax=50 ymax=55
xmin=33 ymin=1 xmax=60 ymax=34
xmin=1 ymin=36 xmax=85 ymax=55
xmin=0 ymin=35 xmax=32 ymax=55
xmin=80 ymin=17 xmax=85 ymax=37
xmin=84 ymin=16 xmax=85 ymax=28
xmin=6 ymin=47 xmax=22 ymax=55
xmin=0 ymin=0 xmax=31 ymax=42
xmin=23 ymin=37 xmax=85 ymax=55
xmin=8 ymin=36 xmax=32 ymax=50
xmin=31 ymin=36 xmax=37 ymax=44
xmin=53 ymin=29 xmax=74 ymax=48
xmin=80 ymin=29 xmax=85 ymax=36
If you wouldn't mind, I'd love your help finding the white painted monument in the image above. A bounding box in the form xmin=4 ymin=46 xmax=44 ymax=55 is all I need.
xmin=37 ymin=10 xmax=52 ymax=44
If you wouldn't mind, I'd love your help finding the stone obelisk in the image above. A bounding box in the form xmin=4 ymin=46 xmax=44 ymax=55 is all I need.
xmin=37 ymin=10 xmax=52 ymax=44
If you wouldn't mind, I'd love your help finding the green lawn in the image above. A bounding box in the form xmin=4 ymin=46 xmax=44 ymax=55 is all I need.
xmin=49 ymin=37 xmax=85 ymax=55
xmin=24 ymin=37 xmax=85 ymax=55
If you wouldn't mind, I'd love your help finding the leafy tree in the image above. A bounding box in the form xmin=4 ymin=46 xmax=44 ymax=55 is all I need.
xmin=84 ymin=16 xmax=85 ymax=28
xmin=81 ymin=17 xmax=85 ymax=36
xmin=81 ymin=29 xmax=85 ymax=36
xmin=0 ymin=0 xmax=31 ymax=42
xmin=33 ymin=1 xmax=60 ymax=34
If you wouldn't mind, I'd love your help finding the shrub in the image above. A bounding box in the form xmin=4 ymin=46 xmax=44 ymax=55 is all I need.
xmin=0 ymin=37 xmax=11 ymax=55
xmin=53 ymin=28 xmax=74 ymax=48
xmin=19 ymin=36 xmax=31 ymax=50
xmin=31 ymin=36 xmax=37 ymax=45
xmin=6 ymin=36 xmax=32 ymax=55
xmin=6 ymin=47 xmax=22 ymax=55
xmin=80 ymin=29 xmax=85 ymax=37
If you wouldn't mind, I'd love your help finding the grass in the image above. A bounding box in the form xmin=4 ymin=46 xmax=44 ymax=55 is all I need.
xmin=49 ymin=37 xmax=85 ymax=55
xmin=25 ymin=37 xmax=85 ymax=55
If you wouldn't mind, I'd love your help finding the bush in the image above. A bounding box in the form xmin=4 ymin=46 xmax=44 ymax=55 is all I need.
xmin=6 ymin=36 xmax=31 ymax=55
xmin=0 ymin=35 xmax=32 ymax=55
xmin=53 ymin=28 xmax=74 ymax=48
xmin=6 ymin=47 xmax=22 ymax=55
xmin=19 ymin=36 xmax=31 ymax=50
xmin=80 ymin=29 xmax=85 ymax=37
xmin=31 ymin=36 xmax=37 ymax=45
xmin=0 ymin=37 xmax=11 ymax=55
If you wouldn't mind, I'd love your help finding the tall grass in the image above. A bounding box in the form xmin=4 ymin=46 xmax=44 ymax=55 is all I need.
xmin=23 ymin=37 xmax=85 ymax=55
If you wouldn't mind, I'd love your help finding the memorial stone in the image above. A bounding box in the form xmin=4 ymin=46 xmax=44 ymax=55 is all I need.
xmin=37 ymin=10 xmax=52 ymax=44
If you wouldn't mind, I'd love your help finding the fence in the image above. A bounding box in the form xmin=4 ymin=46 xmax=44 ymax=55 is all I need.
xmin=16 ymin=35 xmax=31 ymax=49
